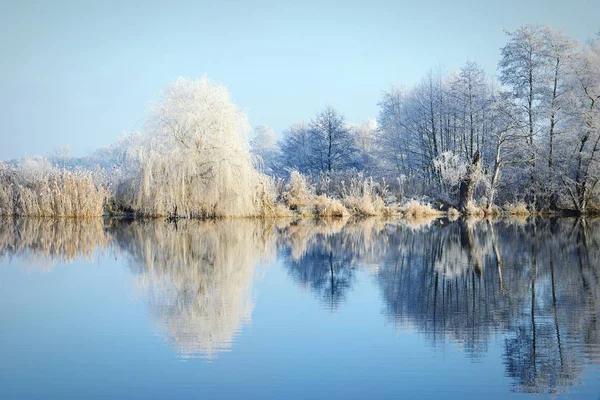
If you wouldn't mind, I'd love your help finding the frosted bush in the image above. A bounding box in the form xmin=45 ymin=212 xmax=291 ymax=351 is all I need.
xmin=401 ymin=200 xmax=442 ymax=217
xmin=433 ymin=151 xmax=468 ymax=202
xmin=281 ymin=170 xmax=314 ymax=210
xmin=340 ymin=173 xmax=390 ymax=216
xmin=503 ymin=201 xmax=531 ymax=215
xmin=313 ymin=195 xmax=349 ymax=217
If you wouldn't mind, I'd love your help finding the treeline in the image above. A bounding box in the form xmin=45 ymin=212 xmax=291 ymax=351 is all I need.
xmin=259 ymin=25 xmax=600 ymax=214
xmin=1 ymin=25 xmax=598 ymax=218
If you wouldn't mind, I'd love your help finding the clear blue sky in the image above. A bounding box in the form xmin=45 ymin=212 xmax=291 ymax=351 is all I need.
xmin=0 ymin=0 xmax=598 ymax=160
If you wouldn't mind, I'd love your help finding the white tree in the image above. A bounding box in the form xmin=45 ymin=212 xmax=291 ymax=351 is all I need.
xmin=116 ymin=76 xmax=272 ymax=218
xmin=278 ymin=122 xmax=312 ymax=175
xmin=560 ymin=39 xmax=600 ymax=213
xmin=250 ymin=124 xmax=278 ymax=174
xmin=308 ymin=106 xmax=358 ymax=174
xmin=542 ymin=29 xmax=577 ymax=169
xmin=349 ymin=118 xmax=378 ymax=173
xmin=499 ymin=25 xmax=549 ymax=187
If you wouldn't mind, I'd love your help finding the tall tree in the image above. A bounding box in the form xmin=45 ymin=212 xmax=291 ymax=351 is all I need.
xmin=450 ymin=62 xmax=487 ymax=160
xmin=561 ymin=39 xmax=600 ymax=213
xmin=542 ymin=29 xmax=577 ymax=169
xmin=499 ymin=25 xmax=549 ymax=189
xmin=377 ymin=85 xmax=411 ymax=177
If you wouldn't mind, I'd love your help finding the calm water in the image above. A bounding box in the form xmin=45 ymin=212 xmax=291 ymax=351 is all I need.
xmin=1 ymin=217 xmax=600 ymax=399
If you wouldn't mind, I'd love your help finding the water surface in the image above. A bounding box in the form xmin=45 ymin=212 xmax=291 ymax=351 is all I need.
xmin=1 ymin=217 xmax=599 ymax=399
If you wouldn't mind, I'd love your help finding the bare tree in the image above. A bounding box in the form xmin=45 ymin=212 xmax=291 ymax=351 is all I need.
xmin=307 ymin=106 xmax=358 ymax=175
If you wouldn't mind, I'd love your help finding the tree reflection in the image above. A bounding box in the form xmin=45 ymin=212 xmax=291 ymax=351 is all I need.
xmin=112 ymin=219 xmax=276 ymax=359
xmin=278 ymin=218 xmax=393 ymax=310
xmin=1 ymin=215 xmax=599 ymax=392
xmin=0 ymin=218 xmax=109 ymax=269
xmin=375 ymin=217 xmax=600 ymax=394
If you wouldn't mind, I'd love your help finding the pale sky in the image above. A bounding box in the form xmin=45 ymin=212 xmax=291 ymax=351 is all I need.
xmin=0 ymin=0 xmax=598 ymax=160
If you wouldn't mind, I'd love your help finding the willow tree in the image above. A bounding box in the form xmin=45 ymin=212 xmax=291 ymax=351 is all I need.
xmin=117 ymin=77 xmax=273 ymax=218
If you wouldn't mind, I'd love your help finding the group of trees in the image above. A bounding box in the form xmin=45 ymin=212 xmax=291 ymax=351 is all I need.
xmin=2 ymin=24 xmax=597 ymax=217
xmin=261 ymin=25 xmax=600 ymax=213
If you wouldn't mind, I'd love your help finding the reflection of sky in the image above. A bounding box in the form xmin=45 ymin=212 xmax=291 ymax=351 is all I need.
xmin=2 ymin=252 xmax=597 ymax=399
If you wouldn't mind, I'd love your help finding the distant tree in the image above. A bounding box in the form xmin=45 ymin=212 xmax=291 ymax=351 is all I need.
xmin=348 ymin=118 xmax=378 ymax=174
xmin=250 ymin=124 xmax=278 ymax=174
xmin=377 ymin=85 xmax=411 ymax=177
xmin=49 ymin=145 xmax=72 ymax=168
xmin=307 ymin=106 xmax=358 ymax=174
xmin=278 ymin=107 xmax=358 ymax=176
xmin=278 ymin=122 xmax=312 ymax=175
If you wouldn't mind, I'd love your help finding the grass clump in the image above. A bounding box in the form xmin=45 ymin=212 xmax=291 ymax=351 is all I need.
xmin=503 ymin=201 xmax=531 ymax=216
xmin=401 ymin=200 xmax=443 ymax=218
xmin=0 ymin=160 xmax=106 ymax=218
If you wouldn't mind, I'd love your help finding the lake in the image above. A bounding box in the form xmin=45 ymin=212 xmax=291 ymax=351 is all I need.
xmin=1 ymin=217 xmax=599 ymax=399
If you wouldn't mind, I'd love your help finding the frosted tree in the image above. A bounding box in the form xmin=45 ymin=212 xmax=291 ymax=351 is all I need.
xmin=449 ymin=62 xmax=488 ymax=160
xmin=278 ymin=107 xmax=358 ymax=177
xmin=307 ymin=106 xmax=358 ymax=175
xmin=560 ymin=39 xmax=600 ymax=213
xmin=499 ymin=25 xmax=549 ymax=189
xmin=377 ymin=85 xmax=412 ymax=177
xmin=250 ymin=124 xmax=278 ymax=174
xmin=542 ymin=29 xmax=578 ymax=169
xmin=485 ymin=92 xmax=527 ymax=209
xmin=348 ymin=118 xmax=378 ymax=174
xmin=116 ymin=76 xmax=273 ymax=218
xmin=278 ymin=122 xmax=312 ymax=175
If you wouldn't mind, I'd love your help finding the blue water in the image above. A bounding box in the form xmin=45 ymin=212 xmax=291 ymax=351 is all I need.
xmin=1 ymin=218 xmax=599 ymax=399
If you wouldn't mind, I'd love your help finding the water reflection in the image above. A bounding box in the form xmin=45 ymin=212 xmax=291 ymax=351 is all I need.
xmin=1 ymin=216 xmax=599 ymax=394
xmin=0 ymin=218 xmax=109 ymax=269
xmin=111 ymin=219 xmax=276 ymax=359
xmin=277 ymin=216 xmax=600 ymax=393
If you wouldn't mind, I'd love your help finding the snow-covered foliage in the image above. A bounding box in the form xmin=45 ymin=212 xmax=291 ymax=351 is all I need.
xmin=3 ymin=25 xmax=600 ymax=218
xmin=250 ymin=124 xmax=278 ymax=174
xmin=433 ymin=151 xmax=469 ymax=202
xmin=339 ymin=173 xmax=388 ymax=216
xmin=0 ymin=159 xmax=106 ymax=217
xmin=114 ymin=77 xmax=274 ymax=218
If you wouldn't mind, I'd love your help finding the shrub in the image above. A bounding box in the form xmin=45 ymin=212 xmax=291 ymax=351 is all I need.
xmin=313 ymin=195 xmax=349 ymax=217
xmin=464 ymin=201 xmax=485 ymax=217
xmin=281 ymin=171 xmax=314 ymax=210
xmin=340 ymin=175 xmax=388 ymax=216
xmin=401 ymin=200 xmax=443 ymax=217
xmin=503 ymin=201 xmax=530 ymax=216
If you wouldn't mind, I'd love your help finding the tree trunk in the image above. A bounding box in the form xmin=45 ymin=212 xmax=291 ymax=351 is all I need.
xmin=459 ymin=150 xmax=482 ymax=213
xmin=486 ymin=137 xmax=503 ymax=210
